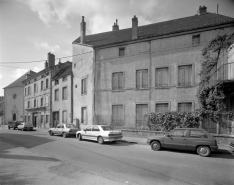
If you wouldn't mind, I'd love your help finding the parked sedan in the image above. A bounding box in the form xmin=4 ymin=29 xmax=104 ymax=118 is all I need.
xmin=147 ymin=128 xmax=218 ymax=157
xmin=76 ymin=125 xmax=123 ymax=144
xmin=48 ymin=124 xmax=79 ymax=138
xmin=17 ymin=122 xmax=33 ymax=131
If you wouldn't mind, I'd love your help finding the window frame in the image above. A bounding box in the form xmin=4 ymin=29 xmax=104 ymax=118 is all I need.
xmin=192 ymin=34 xmax=200 ymax=45
xmin=119 ymin=47 xmax=125 ymax=57
xmin=177 ymin=64 xmax=193 ymax=87
xmin=62 ymin=86 xmax=68 ymax=100
xmin=62 ymin=110 xmax=67 ymax=123
xmin=54 ymin=89 xmax=59 ymax=101
xmin=81 ymin=77 xmax=87 ymax=95
xmin=46 ymin=78 xmax=49 ymax=89
xmin=81 ymin=106 xmax=87 ymax=124
xmin=55 ymin=79 xmax=59 ymax=85
xmin=155 ymin=66 xmax=170 ymax=88
xmin=136 ymin=69 xmax=149 ymax=90
xmin=177 ymin=101 xmax=194 ymax=112
xmin=155 ymin=102 xmax=170 ymax=113
xmin=135 ymin=103 xmax=149 ymax=128
xmin=62 ymin=76 xmax=67 ymax=82
xmin=112 ymin=72 xmax=124 ymax=91
xmin=40 ymin=97 xmax=44 ymax=107
xmin=41 ymin=80 xmax=44 ymax=91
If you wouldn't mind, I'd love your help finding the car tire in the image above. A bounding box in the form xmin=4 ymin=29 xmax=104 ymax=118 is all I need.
xmin=97 ymin=136 xmax=104 ymax=144
xmin=151 ymin=141 xmax=161 ymax=151
xmin=49 ymin=131 xmax=54 ymax=136
xmin=63 ymin=132 xmax=67 ymax=138
xmin=197 ymin=146 xmax=211 ymax=157
xmin=8 ymin=127 xmax=10 ymax=129
xmin=78 ymin=134 xmax=82 ymax=141
xmin=112 ymin=141 xmax=117 ymax=143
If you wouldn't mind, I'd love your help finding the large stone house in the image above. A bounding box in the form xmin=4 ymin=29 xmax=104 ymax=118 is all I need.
xmin=3 ymin=71 xmax=36 ymax=124
xmin=22 ymin=53 xmax=71 ymax=129
xmin=72 ymin=6 xmax=234 ymax=130
xmin=52 ymin=63 xmax=73 ymax=127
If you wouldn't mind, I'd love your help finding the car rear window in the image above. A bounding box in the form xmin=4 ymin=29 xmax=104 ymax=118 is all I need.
xmin=189 ymin=130 xmax=208 ymax=138
xmin=101 ymin=126 xmax=114 ymax=131
xmin=66 ymin=124 xmax=76 ymax=128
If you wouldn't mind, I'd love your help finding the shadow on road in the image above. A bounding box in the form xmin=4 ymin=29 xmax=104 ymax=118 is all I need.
xmin=0 ymin=171 xmax=32 ymax=185
xmin=0 ymin=154 xmax=60 ymax=162
xmin=0 ymin=133 xmax=55 ymax=149
xmin=76 ymin=139 xmax=137 ymax=146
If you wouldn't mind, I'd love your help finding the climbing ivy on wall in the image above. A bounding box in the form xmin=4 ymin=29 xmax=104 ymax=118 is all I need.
xmin=197 ymin=31 xmax=234 ymax=122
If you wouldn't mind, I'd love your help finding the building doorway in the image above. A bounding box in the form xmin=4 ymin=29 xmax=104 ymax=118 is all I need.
xmin=53 ymin=111 xmax=59 ymax=127
xmin=12 ymin=114 xmax=16 ymax=121
xmin=33 ymin=113 xmax=38 ymax=127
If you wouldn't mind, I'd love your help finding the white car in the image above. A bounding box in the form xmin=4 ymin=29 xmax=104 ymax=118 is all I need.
xmin=76 ymin=125 xmax=123 ymax=144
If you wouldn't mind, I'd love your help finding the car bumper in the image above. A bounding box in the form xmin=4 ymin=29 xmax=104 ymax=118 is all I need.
xmin=104 ymin=136 xmax=123 ymax=142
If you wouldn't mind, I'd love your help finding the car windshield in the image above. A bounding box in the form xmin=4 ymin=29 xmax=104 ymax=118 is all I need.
xmin=101 ymin=126 xmax=114 ymax=131
xmin=66 ymin=124 xmax=76 ymax=128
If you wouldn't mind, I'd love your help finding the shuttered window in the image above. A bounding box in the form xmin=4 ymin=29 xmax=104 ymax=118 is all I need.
xmin=155 ymin=103 xmax=169 ymax=113
xmin=178 ymin=102 xmax=192 ymax=112
xmin=46 ymin=79 xmax=49 ymax=89
xmin=28 ymin=86 xmax=31 ymax=95
xmin=81 ymin=78 xmax=87 ymax=95
xmin=62 ymin=87 xmax=68 ymax=100
xmin=81 ymin=107 xmax=87 ymax=124
xmin=27 ymin=101 xmax=30 ymax=108
xmin=136 ymin=104 xmax=148 ymax=126
xmin=45 ymin=96 xmax=49 ymax=106
xmin=119 ymin=47 xmax=125 ymax=56
xmin=155 ymin=67 xmax=169 ymax=87
xmin=192 ymin=34 xmax=200 ymax=45
xmin=112 ymin=105 xmax=124 ymax=125
xmin=41 ymin=115 xmax=44 ymax=123
xmin=34 ymin=99 xmax=36 ymax=108
xmin=34 ymin=84 xmax=37 ymax=93
xmin=178 ymin=65 xmax=192 ymax=86
xmin=62 ymin=111 xmax=67 ymax=123
xmin=25 ymin=88 xmax=27 ymax=95
xmin=136 ymin=69 xmax=148 ymax=89
xmin=46 ymin=115 xmax=49 ymax=123
xmin=41 ymin=97 xmax=43 ymax=107
xmin=41 ymin=81 xmax=44 ymax=90
xmin=112 ymin=72 xmax=123 ymax=90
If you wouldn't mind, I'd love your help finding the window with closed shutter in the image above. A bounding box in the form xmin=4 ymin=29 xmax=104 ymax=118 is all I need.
xmin=62 ymin=111 xmax=67 ymax=123
xmin=112 ymin=72 xmax=123 ymax=90
xmin=46 ymin=79 xmax=49 ymax=89
xmin=112 ymin=105 xmax=124 ymax=125
xmin=55 ymin=89 xmax=59 ymax=101
xmin=136 ymin=69 xmax=148 ymax=89
xmin=81 ymin=107 xmax=87 ymax=124
xmin=81 ymin=78 xmax=87 ymax=95
xmin=119 ymin=47 xmax=125 ymax=56
xmin=62 ymin=87 xmax=68 ymax=100
xmin=178 ymin=102 xmax=192 ymax=112
xmin=45 ymin=96 xmax=49 ymax=106
xmin=155 ymin=103 xmax=169 ymax=113
xmin=41 ymin=81 xmax=44 ymax=90
xmin=41 ymin=115 xmax=44 ymax=123
xmin=178 ymin=65 xmax=192 ymax=86
xmin=136 ymin=104 xmax=148 ymax=127
xmin=192 ymin=34 xmax=200 ymax=45
xmin=155 ymin=67 xmax=169 ymax=87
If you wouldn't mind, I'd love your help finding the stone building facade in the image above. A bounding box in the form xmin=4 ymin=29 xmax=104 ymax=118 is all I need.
xmin=72 ymin=6 xmax=234 ymax=129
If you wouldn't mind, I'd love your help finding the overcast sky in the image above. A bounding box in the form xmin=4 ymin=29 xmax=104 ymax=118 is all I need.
xmin=0 ymin=0 xmax=234 ymax=96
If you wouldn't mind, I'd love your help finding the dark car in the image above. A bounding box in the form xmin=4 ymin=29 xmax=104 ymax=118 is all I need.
xmin=8 ymin=121 xmax=23 ymax=130
xmin=147 ymin=128 xmax=218 ymax=157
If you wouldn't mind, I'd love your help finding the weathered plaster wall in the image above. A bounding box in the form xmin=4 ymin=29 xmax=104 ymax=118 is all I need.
xmin=4 ymin=87 xmax=24 ymax=123
xmin=72 ymin=44 xmax=94 ymax=128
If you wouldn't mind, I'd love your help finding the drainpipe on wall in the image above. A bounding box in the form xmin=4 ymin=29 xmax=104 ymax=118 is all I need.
xmin=49 ymin=71 xmax=52 ymax=128
xmin=93 ymin=49 xmax=96 ymax=125
xmin=71 ymin=72 xmax=73 ymax=123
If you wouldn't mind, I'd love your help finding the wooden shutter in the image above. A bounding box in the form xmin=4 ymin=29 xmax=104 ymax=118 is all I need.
xmin=112 ymin=73 xmax=118 ymax=90
xmin=112 ymin=105 xmax=123 ymax=125
xmin=142 ymin=70 xmax=148 ymax=88
xmin=136 ymin=104 xmax=148 ymax=126
xmin=178 ymin=103 xmax=192 ymax=112
xmin=156 ymin=103 xmax=168 ymax=113
xmin=136 ymin=70 xmax=141 ymax=89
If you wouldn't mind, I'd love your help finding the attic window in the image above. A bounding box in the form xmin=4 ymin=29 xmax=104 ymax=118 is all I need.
xmin=192 ymin=34 xmax=200 ymax=45
xmin=55 ymin=80 xmax=59 ymax=85
xmin=119 ymin=47 xmax=125 ymax=57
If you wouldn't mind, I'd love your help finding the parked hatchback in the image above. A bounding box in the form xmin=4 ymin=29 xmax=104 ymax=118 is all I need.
xmin=17 ymin=122 xmax=33 ymax=131
xmin=147 ymin=128 xmax=218 ymax=157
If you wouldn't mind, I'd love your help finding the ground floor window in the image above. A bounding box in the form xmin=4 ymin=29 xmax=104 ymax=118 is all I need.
xmin=81 ymin=107 xmax=87 ymax=124
xmin=12 ymin=114 xmax=16 ymax=121
xmin=136 ymin=104 xmax=148 ymax=127
xmin=112 ymin=105 xmax=124 ymax=126
xmin=155 ymin=103 xmax=169 ymax=113
xmin=28 ymin=115 xmax=30 ymax=123
xmin=178 ymin=102 xmax=192 ymax=112
xmin=41 ymin=115 xmax=44 ymax=123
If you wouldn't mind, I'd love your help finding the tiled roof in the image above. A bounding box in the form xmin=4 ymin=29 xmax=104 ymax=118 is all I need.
xmin=4 ymin=71 xmax=36 ymax=88
xmin=53 ymin=64 xmax=72 ymax=80
xmin=73 ymin=13 xmax=234 ymax=47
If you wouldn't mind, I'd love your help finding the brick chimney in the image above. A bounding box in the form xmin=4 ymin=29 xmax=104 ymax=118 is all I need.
xmin=44 ymin=61 xmax=48 ymax=69
xmin=48 ymin=53 xmax=55 ymax=67
xmin=80 ymin=16 xmax=86 ymax=44
xmin=198 ymin=5 xmax=207 ymax=15
xmin=132 ymin=15 xmax=138 ymax=39
xmin=112 ymin=19 xmax=119 ymax=31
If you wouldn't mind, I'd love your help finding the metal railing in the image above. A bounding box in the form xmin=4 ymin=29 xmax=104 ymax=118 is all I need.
xmin=210 ymin=62 xmax=234 ymax=82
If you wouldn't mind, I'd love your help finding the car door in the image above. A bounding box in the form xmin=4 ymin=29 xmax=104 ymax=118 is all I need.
xmin=186 ymin=130 xmax=209 ymax=151
xmin=54 ymin=124 xmax=61 ymax=134
xmin=164 ymin=129 xmax=187 ymax=150
xmin=82 ymin=126 xmax=93 ymax=140
xmin=92 ymin=126 xmax=101 ymax=141
xmin=57 ymin=124 xmax=64 ymax=135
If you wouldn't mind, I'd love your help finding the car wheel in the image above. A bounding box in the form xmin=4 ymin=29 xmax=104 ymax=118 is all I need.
xmin=63 ymin=132 xmax=67 ymax=138
xmin=197 ymin=146 xmax=211 ymax=157
xmin=8 ymin=127 xmax=10 ymax=129
xmin=78 ymin=134 xmax=82 ymax=141
xmin=112 ymin=141 xmax=116 ymax=143
xmin=151 ymin=141 xmax=161 ymax=151
xmin=49 ymin=131 xmax=54 ymax=136
xmin=97 ymin=136 xmax=104 ymax=144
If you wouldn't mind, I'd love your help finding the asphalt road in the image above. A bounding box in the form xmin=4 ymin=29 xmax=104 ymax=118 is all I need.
xmin=0 ymin=127 xmax=234 ymax=185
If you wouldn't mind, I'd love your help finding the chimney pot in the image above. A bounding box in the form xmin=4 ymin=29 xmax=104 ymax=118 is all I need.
xmin=198 ymin=5 xmax=207 ymax=15
xmin=112 ymin=19 xmax=119 ymax=31
xmin=80 ymin=16 xmax=86 ymax=44
xmin=132 ymin=15 xmax=138 ymax=39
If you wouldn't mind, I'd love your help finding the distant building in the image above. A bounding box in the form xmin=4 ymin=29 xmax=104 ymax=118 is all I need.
xmin=52 ymin=63 xmax=73 ymax=127
xmin=72 ymin=6 xmax=234 ymax=130
xmin=3 ymin=71 xmax=36 ymax=124
xmin=22 ymin=53 xmax=71 ymax=129
xmin=0 ymin=96 xmax=4 ymax=125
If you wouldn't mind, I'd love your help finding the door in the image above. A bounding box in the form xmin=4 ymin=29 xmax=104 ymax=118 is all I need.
xmin=33 ymin=116 xmax=37 ymax=127
xmin=53 ymin=112 xmax=59 ymax=128
xmin=82 ymin=126 xmax=93 ymax=140
xmin=164 ymin=129 xmax=187 ymax=150
xmin=91 ymin=126 xmax=101 ymax=141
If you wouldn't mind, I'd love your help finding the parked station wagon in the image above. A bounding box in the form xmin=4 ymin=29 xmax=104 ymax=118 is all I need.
xmin=49 ymin=124 xmax=79 ymax=138
xmin=76 ymin=125 xmax=123 ymax=144
xmin=147 ymin=128 xmax=218 ymax=157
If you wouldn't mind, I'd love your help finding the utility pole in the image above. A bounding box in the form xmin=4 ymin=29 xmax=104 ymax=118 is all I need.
xmin=217 ymin=3 xmax=219 ymax=14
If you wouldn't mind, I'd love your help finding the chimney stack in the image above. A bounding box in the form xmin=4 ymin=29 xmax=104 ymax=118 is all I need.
xmin=198 ymin=5 xmax=207 ymax=15
xmin=132 ymin=15 xmax=138 ymax=39
xmin=48 ymin=53 xmax=55 ymax=67
xmin=112 ymin=19 xmax=119 ymax=31
xmin=44 ymin=61 xmax=48 ymax=69
xmin=80 ymin=16 xmax=86 ymax=44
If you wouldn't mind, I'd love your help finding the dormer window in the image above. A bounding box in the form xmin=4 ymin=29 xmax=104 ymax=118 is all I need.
xmin=62 ymin=76 xmax=67 ymax=81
